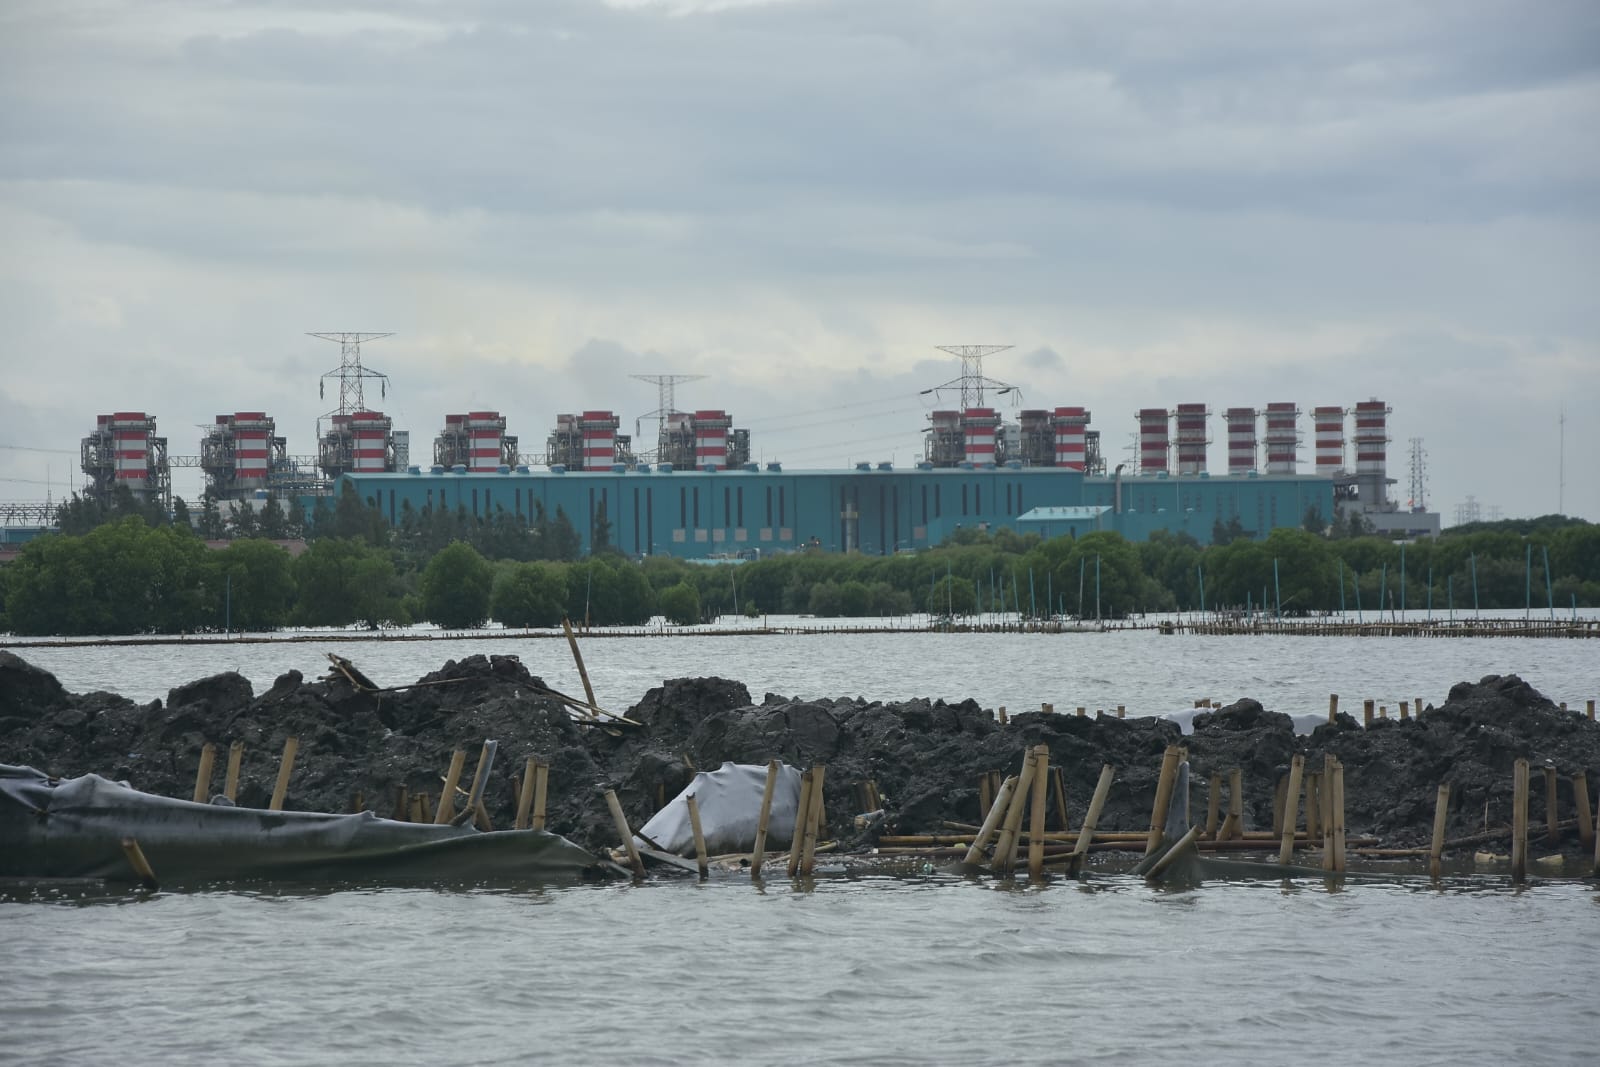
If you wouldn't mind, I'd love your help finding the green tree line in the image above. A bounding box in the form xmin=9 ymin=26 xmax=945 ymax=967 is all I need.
xmin=3 ymin=492 xmax=1595 ymax=635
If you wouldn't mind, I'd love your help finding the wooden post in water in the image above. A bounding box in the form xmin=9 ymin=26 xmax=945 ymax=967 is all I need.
xmin=751 ymin=759 xmax=780 ymax=876
xmin=515 ymin=757 xmax=537 ymax=830
xmin=1399 ymin=701 xmax=1410 ymax=721
xmin=603 ymin=788 xmax=645 ymax=878
xmin=434 ymin=749 xmax=467 ymax=824
xmin=120 ymin=838 xmax=159 ymax=891
xmin=1116 ymin=704 xmax=1126 ymax=719
xmin=1327 ymin=694 xmax=1339 ymax=725
xmin=1069 ymin=765 xmax=1116 ymax=874
xmin=1145 ymin=746 xmax=1182 ymax=856
xmin=1415 ymin=696 xmax=1424 ymax=717
xmin=1278 ymin=754 xmax=1305 ymax=865
xmin=1363 ymin=699 xmax=1375 ymax=728
xmin=1588 ymin=699 xmax=1596 ymax=722
xmin=1575 ymin=772 xmax=1594 ymax=850
xmin=1217 ymin=768 xmax=1244 ymax=841
xmin=531 ymin=762 xmax=549 ymax=831
xmin=686 ymin=793 xmax=709 ymax=879
xmin=561 ymin=617 xmax=599 ymax=712
xmin=1206 ymin=773 xmax=1221 ymax=838
xmin=224 ymin=741 xmax=244 ymax=803
xmin=1322 ymin=755 xmax=1336 ymax=872
xmin=963 ymin=774 xmax=1019 ymax=866
xmin=1429 ymin=782 xmax=1451 ymax=880
xmin=1331 ymin=759 xmax=1347 ymax=874
xmin=1051 ymin=765 xmax=1070 ymax=831
xmin=192 ymin=742 xmax=217 ymax=804
xmin=1542 ymin=766 xmax=1560 ymax=846
xmin=1272 ymin=775 xmax=1288 ymax=836
xmin=1028 ymin=745 xmax=1051 ymax=879
xmin=800 ymin=765 xmax=827 ymax=876
xmin=1511 ymin=759 xmax=1529 ymax=884
xmin=1076 ymin=706 xmax=1086 ymax=717
xmin=997 ymin=706 xmax=1008 ymax=725
xmin=992 ymin=750 xmax=1039 ymax=874
xmin=268 ymin=736 xmax=298 ymax=812
xmin=787 ymin=770 xmax=815 ymax=877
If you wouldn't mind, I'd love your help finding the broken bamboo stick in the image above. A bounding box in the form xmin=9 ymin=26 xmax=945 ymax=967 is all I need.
xmin=604 ymin=788 xmax=645 ymax=878
xmin=192 ymin=742 xmax=216 ymax=804
xmin=800 ymin=765 xmax=827 ymax=876
xmin=434 ymin=749 xmax=467 ymax=825
xmin=121 ymin=837 xmax=158 ymax=891
xmin=1028 ymin=745 xmax=1051 ymax=879
xmin=532 ymin=761 xmax=549 ymax=831
xmin=1070 ymin=764 xmax=1116 ymax=873
xmin=561 ymin=618 xmax=599 ymax=713
xmin=992 ymin=750 xmax=1038 ymax=874
xmin=1278 ymin=754 xmax=1304 ymax=866
xmin=1145 ymin=746 xmax=1181 ymax=855
xmin=751 ymin=759 xmax=780 ymax=876
xmin=516 ymin=757 xmax=537 ymax=830
xmin=268 ymin=736 xmax=298 ymax=812
xmin=1430 ymin=782 xmax=1451 ymax=880
xmin=686 ymin=793 xmax=709 ymax=879
xmin=787 ymin=769 xmax=814 ymax=878
xmin=224 ymin=740 xmax=243 ymax=803
xmin=962 ymin=774 xmax=1018 ymax=866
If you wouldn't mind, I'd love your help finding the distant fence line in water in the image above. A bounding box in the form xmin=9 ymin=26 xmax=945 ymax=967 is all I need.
xmin=8 ymin=612 xmax=1600 ymax=649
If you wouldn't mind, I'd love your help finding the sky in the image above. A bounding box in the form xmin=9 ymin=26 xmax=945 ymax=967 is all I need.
xmin=1 ymin=0 xmax=1597 ymax=523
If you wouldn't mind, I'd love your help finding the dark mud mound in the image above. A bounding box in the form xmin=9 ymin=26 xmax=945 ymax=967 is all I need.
xmin=2 ymin=655 xmax=1595 ymax=855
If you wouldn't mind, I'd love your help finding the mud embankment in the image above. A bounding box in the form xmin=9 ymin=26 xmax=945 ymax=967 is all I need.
xmin=3 ymin=650 xmax=1596 ymax=854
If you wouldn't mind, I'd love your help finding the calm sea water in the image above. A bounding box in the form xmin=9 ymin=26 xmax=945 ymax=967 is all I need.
xmin=3 ymin=625 xmax=1598 ymax=1065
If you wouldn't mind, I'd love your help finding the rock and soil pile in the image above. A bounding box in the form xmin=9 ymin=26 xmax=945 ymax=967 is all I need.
xmin=2 ymin=650 xmax=1595 ymax=854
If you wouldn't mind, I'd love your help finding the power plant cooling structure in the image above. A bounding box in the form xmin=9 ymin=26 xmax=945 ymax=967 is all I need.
xmin=1224 ymin=407 xmax=1257 ymax=475
xmin=1263 ymin=403 xmax=1300 ymax=474
xmin=200 ymin=412 xmax=286 ymax=499
xmin=1137 ymin=408 xmax=1170 ymax=475
xmin=319 ymin=410 xmax=396 ymax=480
xmin=1053 ymin=407 xmax=1091 ymax=471
xmin=1351 ymin=399 xmax=1393 ymax=507
xmin=1313 ymin=406 xmax=1346 ymax=475
xmin=1173 ymin=403 xmax=1210 ymax=475
xmin=962 ymin=408 xmax=1000 ymax=466
xmin=436 ymin=412 xmax=518 ymax=472
xmin=81 ymin=412 xmax=170 ymax=508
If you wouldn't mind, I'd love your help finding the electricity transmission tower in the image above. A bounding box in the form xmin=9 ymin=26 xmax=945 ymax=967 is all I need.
xmin=632 ymin=373 xmax=706 ymax=456
xmin=921 ymin=345 xmax=1018 ymax=408
xmin=310 ymin=332 xmax=393 ymax=416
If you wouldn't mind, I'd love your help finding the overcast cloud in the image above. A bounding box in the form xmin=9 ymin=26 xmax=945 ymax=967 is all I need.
xmin=2 ymin=0 xmax=1596 ymax=521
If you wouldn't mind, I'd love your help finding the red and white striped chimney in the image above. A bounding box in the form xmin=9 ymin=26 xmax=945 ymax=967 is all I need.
xmin=112 ymin=412 xmax=151 ymax=489
xmin=1264 ymin=402 xmax=1301 ymax=474
xmin=963 ymin=408 xmax=999 ymax=465
xmin=1223 ymin=407 xmax=1256 ymax=474
xmin=1313 ymin=406 xmax=1345 ymax=474
xmin=693 ymin=410 xmax=731 ymax=470
xmin=231 ymin=412 xmax=272 ymax=485
xmin=1052 ymin=406 xmax=1089 ymax=470
xmin=1137 ymin=408 xmax=1169 ymax=475
xmin=1174 ymin=403 xmax=1208 ymax=475
xmin=581 ymin=410 xmax=619 ymax=470
xmin=1352 ymin=399 xmax=1389 ymax=476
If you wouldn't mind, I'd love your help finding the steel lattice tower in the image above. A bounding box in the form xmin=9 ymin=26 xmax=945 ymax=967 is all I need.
xmin=631 ymin=373 xmax=707 ymax=455
xmin=1407 ymin=437 xmax=1428 ymax=510
xmin=310 ymin=332 xmax=394 ymax=417
xmin=923 ymin=345 xmax=1017 ymax=408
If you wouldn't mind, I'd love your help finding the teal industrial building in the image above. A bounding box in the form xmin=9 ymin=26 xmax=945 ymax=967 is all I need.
xmin=335 ymin=464 xmax=1334 ymax=558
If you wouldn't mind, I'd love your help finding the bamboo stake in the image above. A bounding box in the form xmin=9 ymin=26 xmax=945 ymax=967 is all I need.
xmin=418 ymin=792 xmax=434 ymax=823
xmin=1051 ymin=765 xmax=1070 ymax=831
xmin=1332 ymin=759 xmax=1347 ymax=873
xmin=604 ymin=788 xmax=645 ymax=878
xmin=1217 ymin=768 xmax=1244 ymax=841
xmin=1415 ymin=696 xmax=1424 ymax=717
xmin=409 ymin=794 xmax=425 ymax=823
xmin=1588 ymin=699 xmax=1596 ymax=722
xmin=1543 ymin=766 xmax=1560 ymax=846
xmin=192 ymin=742 xmax=216 ymax=804
xmin=434 ymin=749 xmax=467 ymax=824
xmin=464 ymin=742 xmax=493 ymax=824
xmin=686 ymin=793 xmax=709 ymax=879
xmin=1116 ymin=704 xmax=1125 ymax=719
xmin=963 ymin=774 xmax=1019 ymax=866
xmin=531 ymin=762 xmax=549 ymax=831
xmin=1145 ymin=826 xmax=1200 ymax=880
xmin=1305 ymin=773 xmax=1322 ymax=840
xmin=800 ymin=765 xmax=827 ymax=876
xmin=1321 ymin=755 xmax=1336 ymax=872
xmin=1205 ymin=773 xmax=1220 ymax=839
xmin=224 ymin=740 xmax=243 ymax=803
xmin=1278 ymin=754 xmax=1304 ymax=865
xmin=787 ymin=769 xmax=814 ymax=877
xmin=997 ymin=705 xmax=1008 ymax=725
xmin=561 ymin=617 xmax=600 ymax=713
xmin=393 ymin=785 xmax=409 ymax=821
xmin=120 ymin=837 xmax=158 ymax=891
xmin=1272 ymin=775 xmax=1288 ymax=836
xmin=751 ymin=759 xmax=781 ymax=875
xmin=1070 ymin=765 xmax=1116 ymax=872
xmin=1399 ymin=700 xmax=1410 ymax=721
xmin=1028 ymin=745 xmax=1051 ymax=879
xmin=1327 ymin=693 xmax=1338 ymax=725
xmin=1145 ymin=746 xmax=1181 ymax=855
xmin=992 ymin=750 xmax=1039 ymax=874
xmin=268 ymin=736 xmax=298 ymax=812
xmin=1363 ymin=698 xmax=1374 ymax=727
xmin=515 ymin=757 xmax=537 ymax=830
xmin=1511 ymin=759 xmax=1529 ymax=884
xmin=978 ymin=773 xmax=993 ymax=820
xmin=1429 ymin=782 xmax=1451 ymax=880
xmin=1575 ymin=772 xmax=1593 ymax=850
